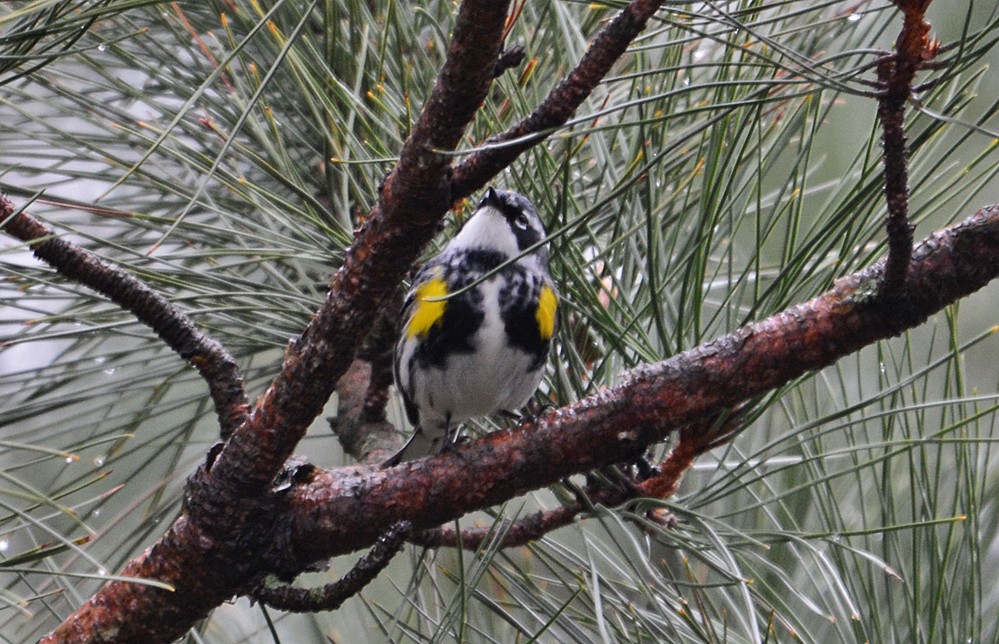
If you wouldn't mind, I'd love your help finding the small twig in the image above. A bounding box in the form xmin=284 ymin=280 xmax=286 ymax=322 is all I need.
xmin=329 ymin=288 xmax=404 ymax=462
xmin=253 ymin=521 xmax=411 ymax=612
xmin=876 ymin=0 xmax=938 ymax=299
xmin=493 ymin=45 xmax=526 ymax=78
xmin=409 ymin=482 xmax=632 ymax=551
xmin=0 ymin=197 xmax=249 ymax=437
xmin=637 ymin=412 xmax=742 ymax=499
xmin=358 ymin=287 xmax=403 ymax=424
xmin=450 ymin=0 xmax=666 ymax=200
xmin=411 ymin=506 xmax=580 ymax=550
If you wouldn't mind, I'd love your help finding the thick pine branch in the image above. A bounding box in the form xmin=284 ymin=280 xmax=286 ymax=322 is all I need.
xmin=33 ymin=202 xmax=999 ymax=642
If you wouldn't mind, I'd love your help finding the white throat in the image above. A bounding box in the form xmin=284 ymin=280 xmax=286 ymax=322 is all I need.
xmin=447 ymin=207 xmax=520 ymax=257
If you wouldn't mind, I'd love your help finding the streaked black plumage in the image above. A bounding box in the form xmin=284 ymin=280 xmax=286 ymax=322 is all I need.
xmin=385 ymin=187 xmax=558 ymax=466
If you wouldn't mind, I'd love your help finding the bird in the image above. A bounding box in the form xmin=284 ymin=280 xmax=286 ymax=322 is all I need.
xmin=383 ymin=186 xmax=558 ymax=466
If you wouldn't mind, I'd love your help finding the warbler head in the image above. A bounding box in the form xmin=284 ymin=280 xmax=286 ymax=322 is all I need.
xmin=447 ymin=187 xmax=549 ymax=266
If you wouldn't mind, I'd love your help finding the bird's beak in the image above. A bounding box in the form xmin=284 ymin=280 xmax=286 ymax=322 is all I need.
xmin=480 ymin=186 xmax=500 ymax=208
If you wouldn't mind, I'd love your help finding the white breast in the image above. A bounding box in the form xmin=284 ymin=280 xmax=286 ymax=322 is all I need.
xmin=406 ymin=275 xmax=544 ymax=429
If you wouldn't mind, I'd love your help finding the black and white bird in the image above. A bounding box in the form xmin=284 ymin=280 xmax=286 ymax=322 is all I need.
xmin=384 ymin=187 xmax=558 ymax=465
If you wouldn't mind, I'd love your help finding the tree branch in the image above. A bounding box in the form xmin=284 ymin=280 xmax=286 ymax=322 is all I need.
xmin=410 ymin=414 xmax=736 ymax=550
xmin=328 ymin=356 xmax=399 ymax=464
xmin=0 ymin=198 xmax=249 ymax=437
xmin=36 ymin=200 xmax=999 ymax=642
xmin=876 ymin=0 xmax=937 ymax=298
xmin=329 ymin=288 xmax=404 ymax=463
xmin=252 ymin=521 xmax=411 ymax=612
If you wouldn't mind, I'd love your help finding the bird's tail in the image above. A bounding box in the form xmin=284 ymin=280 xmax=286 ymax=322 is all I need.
xmin=380 ymin=426 xmax=446 ymax=467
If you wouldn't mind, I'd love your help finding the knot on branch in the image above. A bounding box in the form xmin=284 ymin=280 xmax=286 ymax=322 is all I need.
xmin=180 ymin=459 xmax=292 ymax=586
xmin=493 ymin=45 xmax=526 ymax=78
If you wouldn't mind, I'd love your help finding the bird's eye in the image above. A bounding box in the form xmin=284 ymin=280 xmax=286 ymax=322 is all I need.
xmin=513 ymin=213 xmax=530 ymax=230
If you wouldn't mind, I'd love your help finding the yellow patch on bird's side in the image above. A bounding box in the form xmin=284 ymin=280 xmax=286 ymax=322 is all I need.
xmin=536 ymin=285 xmax=558 ymax=340
xmin=407 ymin=275 xmax=449 ymax=338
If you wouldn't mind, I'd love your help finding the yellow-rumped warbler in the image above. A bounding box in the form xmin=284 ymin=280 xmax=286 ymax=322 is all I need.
xmin=383 ymin=187 xmax=558 ymax=465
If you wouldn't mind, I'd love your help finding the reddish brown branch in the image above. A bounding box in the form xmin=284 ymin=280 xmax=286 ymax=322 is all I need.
xmin=876 ymin=0 xmax=938 ymax=298
xmin=636 ymin=413 xmax=741 ymax=499
xmin=412 ymin=416 xmax=736 ymax=550
xmin=272 ymin=206 xmax=999 ymax=568
xmin=449 ymin=0 xmax=665 ymax=200
xmin=0 ymin=197 xmax=249 ymax=437
xmin=412 ymin=496 xmax=601 ymax=551
xmin=410 ymin=470 xmax=644 ymax=551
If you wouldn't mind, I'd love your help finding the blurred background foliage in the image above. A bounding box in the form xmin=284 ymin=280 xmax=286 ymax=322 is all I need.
xmin=1 ymin=0 xmax=999 ymax=641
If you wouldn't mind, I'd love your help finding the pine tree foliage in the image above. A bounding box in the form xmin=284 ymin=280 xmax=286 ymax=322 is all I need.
xmin=1 ymin=1 xmax=998 ymax=641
